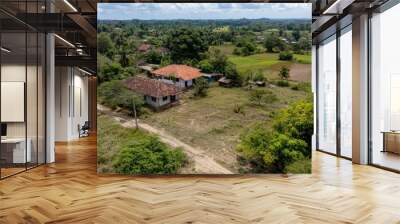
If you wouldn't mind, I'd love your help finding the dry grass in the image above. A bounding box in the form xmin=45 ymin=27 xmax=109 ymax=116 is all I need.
xmin=143 ymin=84 xmax=309 ymax=172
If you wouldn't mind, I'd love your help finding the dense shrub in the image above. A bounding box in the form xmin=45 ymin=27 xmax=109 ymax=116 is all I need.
xmin=236 ymin=101 xmax=313 ymax=173
xmin=263 ymin=133 xmax=308 ymax=172
xmin=193 ymin=77 xmax=209 ymax=97
xmin=279 ymin=51 xmax=293 ymax=61
xmin=113 ymin=136 xmax=187 ymax=174
xmin=198 ymin=59 xmax=213 ymax=73
xmin=247 ymin=70 xmax=265 ymax=82
xmin=273 ymin=100 xmax=313 ymax=154
xmin=233 ymin=47 xmax=242 ymax=55
xmin=145 ymin=50 xmax=163 ymax=64
xmin=225 ymin=62 xmax=243 ymax=86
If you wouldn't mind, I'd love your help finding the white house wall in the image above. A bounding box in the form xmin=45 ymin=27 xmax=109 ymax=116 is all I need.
xmin=145 ymin=95 xmax=174 ymax=108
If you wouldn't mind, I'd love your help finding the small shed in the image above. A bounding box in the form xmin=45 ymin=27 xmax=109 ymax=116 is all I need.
xmin=138 ymin=64 xmax=160 ymax=74
xmin=202 ymin=73 xmax=224 ymax=82
xmin=218 ymin=77 xmax=233 ymax=87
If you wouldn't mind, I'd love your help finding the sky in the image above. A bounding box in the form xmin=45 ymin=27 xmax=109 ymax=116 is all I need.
xmin=98 ymin=3 xmax=311 ymax=20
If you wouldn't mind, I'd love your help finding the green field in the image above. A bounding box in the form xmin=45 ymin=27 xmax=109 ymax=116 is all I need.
xmin=210 ymin=44 xmax=311 ymax=81
xmin=294 ymin=54 xmax=312 ymax=64
xmin=228 ymin=53 xmax=283 ymax=73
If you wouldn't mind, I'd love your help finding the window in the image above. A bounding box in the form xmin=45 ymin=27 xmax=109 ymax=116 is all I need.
xmin=151 ymin=97 xmax=157 ymax=102
xmin=340 ymin=25 xmax=352 ymax=158
xmin=163 ymin=96 xmax=168 ymax=101
xmin=0 ymin=2 xmax=46 ymax=179
xmin=370 ymin=3 xmax=400 ymax=171
xmin=317 ymin=35 xmax=337 ymax=154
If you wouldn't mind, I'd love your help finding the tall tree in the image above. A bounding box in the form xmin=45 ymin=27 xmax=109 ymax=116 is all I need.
xmin=164 ymin=28 xmax=209 ymax=63
xmin=98 ymin=33 xmax=114 ymax=55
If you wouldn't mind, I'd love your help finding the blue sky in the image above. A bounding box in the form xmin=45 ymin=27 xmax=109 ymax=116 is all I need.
xmin=98 ymin=3 xmax=311 ymax=20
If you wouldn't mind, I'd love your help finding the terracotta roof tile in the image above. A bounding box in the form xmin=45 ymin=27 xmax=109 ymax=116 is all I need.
xmin=123 ymin=76 xmax=179 ymax=98
xmin=152 ymin=64 xmax=202 ymax=81
xmin=138 ymin=44 xmax=152 ymax=52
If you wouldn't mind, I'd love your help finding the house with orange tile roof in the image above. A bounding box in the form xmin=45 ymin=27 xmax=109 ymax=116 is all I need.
xmin=123 ymin=76 xmax=180 ymax=109
xmin=151 ymin=64 xmax=202 ymax=89
xmin=138 ymin=43 xmax=152 ymax=53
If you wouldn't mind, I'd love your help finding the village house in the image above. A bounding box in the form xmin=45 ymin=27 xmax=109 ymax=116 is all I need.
xmin=123 ymin=76 xmax=180 ymax=110
xmin=137 ymin=43 xmax=152 ymax=53
xmin=152 ymin=64 xmax=202 ymax=89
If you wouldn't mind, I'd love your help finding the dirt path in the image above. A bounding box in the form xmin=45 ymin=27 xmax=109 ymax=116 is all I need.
xmin=289 ymin=63 xmax=311 ymax=82
xmin=97 ymin=104 xmax=233 ymax=174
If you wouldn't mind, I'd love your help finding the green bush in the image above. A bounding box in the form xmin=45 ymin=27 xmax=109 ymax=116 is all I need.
xmin=249 ymin=70 xmax=265 ymax=82
xmin=98 ymin=115 xmax=186 ymax=174
xmin=225 ymin=62 xmax=243 ymax=86
xmin=113 ymin=136 xmax=187 ymax=174
xmin=198 ymin=60 xmax=213 ymax=73
xmin=278 ymin=66 xmax=290 ymax=80
xmin=193 ymin=77 xmax=209 ymax=97
xmin=275 ymin=80 xmax=290 ymax=87
xmin=145 ymin=50 xmax=163 ymax=64
xmin=233 ymin=47 xmax=242 ymax=55
xmin=236 ymin=100 xmax=313 ymax=173
xmin=279 ymin=51 xmax=293 ymax=61
xmin=263 ymin=133 xmax=307 ymax=172
xmin=273 ymin=101 xmax=313 ymax=155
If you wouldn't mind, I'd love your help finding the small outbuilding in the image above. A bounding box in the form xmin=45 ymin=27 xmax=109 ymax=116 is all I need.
xmin=138 ymin=64 xmax=159 ymax=74
xmin=201 ymin=73 xmax=224 ymax=82
xmin=218 ymin=77 xmax=233 ymax=87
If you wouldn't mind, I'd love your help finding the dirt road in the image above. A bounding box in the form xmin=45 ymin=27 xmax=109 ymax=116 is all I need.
xmin=97 ymin=105 xmax=233 ymax=174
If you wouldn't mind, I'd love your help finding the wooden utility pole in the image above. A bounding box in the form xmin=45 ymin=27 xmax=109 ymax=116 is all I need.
xmin=132 ymin=98 xmax=138 ymax=129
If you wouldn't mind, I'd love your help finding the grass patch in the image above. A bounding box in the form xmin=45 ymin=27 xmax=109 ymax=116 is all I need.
xmin=209 ymin=44 xmax=235 ymax=55
xmin=294 ymin=54 xmax=311 ymax=64
xmin=228 ymin=53 xmax=282 ymax=73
